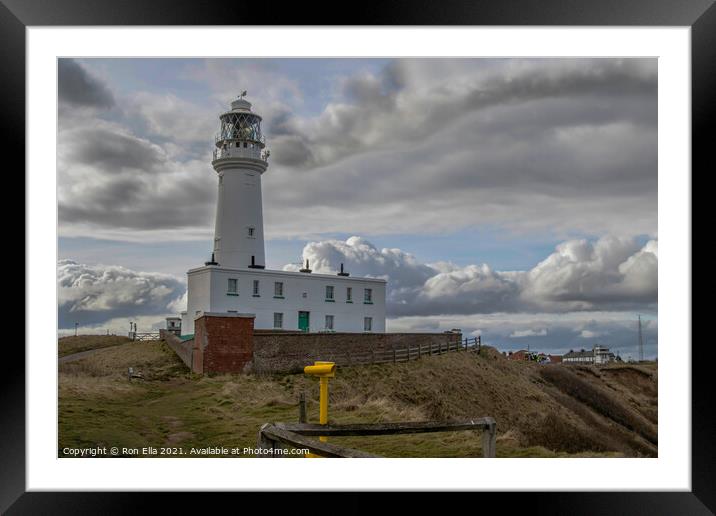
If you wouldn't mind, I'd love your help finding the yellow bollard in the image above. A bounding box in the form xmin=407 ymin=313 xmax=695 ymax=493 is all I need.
xmin=303 ymin=361 xmax=335 ymax=458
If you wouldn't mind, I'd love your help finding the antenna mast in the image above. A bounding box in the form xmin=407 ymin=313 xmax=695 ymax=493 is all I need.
xmin=638 ymin=314 xmax=644 ymax=362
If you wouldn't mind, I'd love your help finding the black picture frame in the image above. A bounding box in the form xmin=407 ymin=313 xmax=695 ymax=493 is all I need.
xmin=4 ymin=0 xmax=710 ymax=513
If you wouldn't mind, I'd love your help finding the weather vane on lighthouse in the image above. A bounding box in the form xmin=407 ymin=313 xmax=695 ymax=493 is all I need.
xmin=239 ymin=90 xmax=247 ymax=99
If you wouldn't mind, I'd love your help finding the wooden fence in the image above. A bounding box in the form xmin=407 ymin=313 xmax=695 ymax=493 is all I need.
xmin=257 ymin=417 xmax=497 ymax=458
xmin=328 ymin=335 xmax=481 ymax=367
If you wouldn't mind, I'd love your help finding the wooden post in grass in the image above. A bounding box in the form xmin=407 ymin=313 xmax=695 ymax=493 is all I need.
xmin=482 ymin=418 xmax=497 ymax=458
xmin=299 ymin=392 xmax=307 ymax=424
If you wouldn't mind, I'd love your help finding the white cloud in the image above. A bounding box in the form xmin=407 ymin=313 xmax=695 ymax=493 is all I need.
xmin=58 ymin=260 xmax=185 ymax=328
xmin=510 ymin=328 xmax=548 ymax=338
xmin=287 ymin=235 xmax=657 ymax=316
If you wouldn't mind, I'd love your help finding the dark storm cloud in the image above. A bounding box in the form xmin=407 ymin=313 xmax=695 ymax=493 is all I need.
xmin=58 ymin=59 xmax=115 ymax=109
xmin=260 ymin=58 xmax=657 ymax=238
xmin=269 ymin=58 xmax=656 ymax=170
xmin=64 ymin=126 xmax=165 ymax=170
xmin=58 ymin=122 xmax=215 ymax=232
xmin=59 ymin=58 xmax=657 ymax=240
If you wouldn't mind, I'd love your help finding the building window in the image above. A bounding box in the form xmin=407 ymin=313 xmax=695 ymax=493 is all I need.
xmin=325 ymin=315 xmax=334 ymax=330
xmin=253 ymin=279 xmax=260 ymax=297
xmin=274 ymin=312 xmax=283 ymax=329
xmin=243 ymin=141 xmax=248 ymax=148
xmin=364 ymin=317 xmax=372 ymax=332
xmin=227 ymin=278 xmax=238 ymax=295
xmin=325 ymin=285 xmax=335 ymax=301
xmin=364 ymin=288 xmax=373 ymax=304
xmin=247 ymin=227 xmax=255 ymax=237
xmin=346 ymin=287 xmax=352 ymax=303
xmin=274 ymin=281 xmax=284 ymax=298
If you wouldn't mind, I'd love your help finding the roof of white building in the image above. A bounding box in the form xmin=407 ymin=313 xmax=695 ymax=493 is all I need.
xmin=186 ymin=265 xmax=387 ymax=283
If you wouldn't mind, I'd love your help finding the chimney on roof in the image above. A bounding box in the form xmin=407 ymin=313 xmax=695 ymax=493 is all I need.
xmin=300 ymin=259 xmax=312 ymax=273
xmin=337 ymin=263 xmax=349 ymax=276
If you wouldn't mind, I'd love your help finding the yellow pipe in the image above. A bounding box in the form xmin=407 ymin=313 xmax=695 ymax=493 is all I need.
xmin=319 ymin=376 xmax=329 ymax=442
xmin=303 ymin=361 xmax=335 ymax=457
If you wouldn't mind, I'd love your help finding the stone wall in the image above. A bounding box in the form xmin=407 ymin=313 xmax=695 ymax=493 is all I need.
xmin=253 ymin=331 xmax=462 ymax=374
xmin=160 ymin=329 xmax=197 ymax=373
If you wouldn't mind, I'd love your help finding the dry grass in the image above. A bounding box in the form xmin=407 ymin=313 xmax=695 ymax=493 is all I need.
xmin=539 ymin=366 xmax=657 ymax=447
xmin=58 ymin=340 xmax=657 ymax=458
xmin=58 ymin=335 xmax=131 ymax=357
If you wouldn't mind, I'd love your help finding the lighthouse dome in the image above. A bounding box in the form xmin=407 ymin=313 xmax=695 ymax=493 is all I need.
xmin=231 ymin=98 xmax=252 ymax=112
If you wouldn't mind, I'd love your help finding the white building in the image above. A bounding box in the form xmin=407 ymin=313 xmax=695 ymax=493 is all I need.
xmin=179 ymin=96 xmax=386 ymax=335
xmin=563 ymin=345 xmax=616 ymax=365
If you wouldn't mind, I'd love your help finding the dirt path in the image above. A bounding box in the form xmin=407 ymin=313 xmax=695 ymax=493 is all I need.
xmin=59 ymin=346 xmax=119 ymax=364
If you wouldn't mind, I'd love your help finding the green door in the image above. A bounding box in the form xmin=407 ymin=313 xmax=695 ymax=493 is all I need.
xmin=298 ymin=311 xmax=310 ymax=332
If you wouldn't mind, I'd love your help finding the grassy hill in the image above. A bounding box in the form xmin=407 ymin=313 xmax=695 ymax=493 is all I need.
xmin=58 ymin=337 xmax=657 ymax=458
xmin=58 ymin=335 xmax=131 ymax=357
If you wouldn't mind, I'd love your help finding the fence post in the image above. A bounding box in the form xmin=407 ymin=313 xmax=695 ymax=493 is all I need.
xmin=393 ymin=348 xmax=396 ymax=363
xmin=371 ymin=349 xmax=375 ymax=364
xmin=299 ymin=392 xmax=307 ymax=424
xmin=482 ymin=419 xmax=497 ymax=458
xmin=418 ymin=344 xmax=422 ymax=359
xmin=257 ymin=424 xmax=279 ymax=458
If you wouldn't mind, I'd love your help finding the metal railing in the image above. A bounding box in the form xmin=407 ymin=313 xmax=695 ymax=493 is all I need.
xmin=212 ymin=146 xmax=269 ymax=162
xmin=214 ymin=133 xmax=266 ymax=145
xmin=129 ymin=332 xmax=161 ymax=341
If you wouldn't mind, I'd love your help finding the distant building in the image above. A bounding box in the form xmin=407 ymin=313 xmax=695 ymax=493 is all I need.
xmin=563 ymin=345 xmax=615 ymax=365
xmin=165 ymin=317 xmax=181 ymax=336
xmin=508 ymin=350 xmax=530 ymax=361
xmin=507 ymin=350 xmax=557 ymax=364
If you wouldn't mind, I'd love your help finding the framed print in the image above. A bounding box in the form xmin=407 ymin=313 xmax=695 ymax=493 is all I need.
xmin=4 ymin=0 xmax=712 ymax=512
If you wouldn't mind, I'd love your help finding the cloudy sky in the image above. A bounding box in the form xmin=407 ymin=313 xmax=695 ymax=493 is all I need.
xmin=57 ymin=58 xmax=658 ymax=359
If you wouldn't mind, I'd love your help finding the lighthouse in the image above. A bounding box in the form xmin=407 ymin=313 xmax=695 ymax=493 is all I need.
xmin=179 ymin=95 xmax=386 ymax=336
xmin=210 ymin=96 xmax=269 ymax=270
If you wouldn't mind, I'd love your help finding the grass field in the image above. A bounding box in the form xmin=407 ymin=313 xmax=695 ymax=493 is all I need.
xmin=58 ymin=337 xmax=656 ymax=458
xmin=58 ymin=335 xmax=132 ymax=357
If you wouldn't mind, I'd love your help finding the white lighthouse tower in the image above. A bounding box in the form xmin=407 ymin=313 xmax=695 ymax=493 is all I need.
xmin=210 ymin=95 xmax=270 ymax=269
xmin=180 ymin=95 xmax=386 ymax=336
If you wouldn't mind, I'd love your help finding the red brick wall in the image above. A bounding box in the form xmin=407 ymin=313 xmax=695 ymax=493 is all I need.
xmin=194 ymin=314 xmax=254 ymax=374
